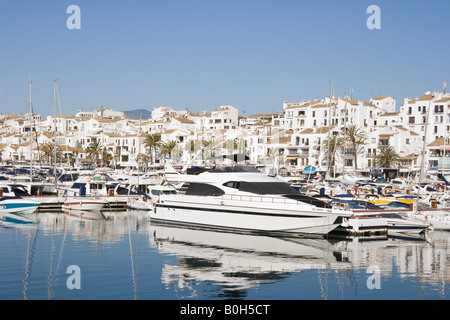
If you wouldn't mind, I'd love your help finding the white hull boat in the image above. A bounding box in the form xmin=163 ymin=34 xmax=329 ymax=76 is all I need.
xmin=412 ymin=211 xmax=450 ymax=231
xmin=0 ymin=196 xmax=40 ymax=215
xmin=0 ymin=196 xmax=40 ymax=224
xmin=151 ymin=166 xmax=353 ymax=238
xmin=127 ymin=196 xmax=153 ymax=211
xmin=63 ymin=197 xmax=108 ymax=211
xmin=352 ymin=212 xmax=430 ymax=235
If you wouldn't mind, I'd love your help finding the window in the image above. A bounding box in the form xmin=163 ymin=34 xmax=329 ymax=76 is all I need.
xmin=185 ymin=183 xmax=225 ymax=196
xmin=223 ymin=181 xmax=241 ymax=189
xmin=434 ymin=105 xmax=444 ymax=113
xmin=239 ymin=182 xmax=298 ymax=195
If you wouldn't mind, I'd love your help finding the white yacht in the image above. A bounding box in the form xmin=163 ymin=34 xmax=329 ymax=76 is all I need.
xmin=150 ymin=166 xmax=353 ymax=237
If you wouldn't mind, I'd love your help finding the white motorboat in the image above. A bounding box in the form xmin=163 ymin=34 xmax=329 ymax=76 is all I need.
xmin=411 ymin=210 xmax=450 ymax=231
xmin=63 ymin=197 xmax=108 ymax=211
xmin=352 ymin=212 xmax=430 ymax=235
xmin=150 ymin=166 xmax=353 ymax=238
xmin=0 ymin=196 xmax=40 ymax=215
xmin=127 ymin=184 xmax=176 ymax=211
xmin=0 ymin=195 xmax=40 ymax=224
xmin=127 ymin=196 xmax=153 ymax=211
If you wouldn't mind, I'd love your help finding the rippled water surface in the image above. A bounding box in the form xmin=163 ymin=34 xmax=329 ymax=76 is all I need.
xmin=1 ymin=211 xmax=449 ymax=300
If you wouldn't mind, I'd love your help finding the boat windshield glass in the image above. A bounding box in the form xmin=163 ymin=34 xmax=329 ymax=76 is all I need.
xmin=185 ymin=183 xmax=225 ymax=196
xmin=239 ymin=181 xmax=299 ymax=195
xmin=209 ymin=166 xmax=260 ymax=173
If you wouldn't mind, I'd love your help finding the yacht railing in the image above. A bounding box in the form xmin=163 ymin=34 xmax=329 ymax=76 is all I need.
xmin=220 ymin=193 xmax=299 ymax=204
xmin=176 ymin=193 xmax=337 ymax=210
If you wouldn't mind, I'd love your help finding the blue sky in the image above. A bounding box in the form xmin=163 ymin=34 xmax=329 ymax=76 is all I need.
xmin=0 ymin=0 xmax=449 ymax=116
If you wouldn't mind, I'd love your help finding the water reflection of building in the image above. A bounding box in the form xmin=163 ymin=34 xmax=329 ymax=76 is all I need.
xmin=335 ymin=233 xmax=450 ymax=290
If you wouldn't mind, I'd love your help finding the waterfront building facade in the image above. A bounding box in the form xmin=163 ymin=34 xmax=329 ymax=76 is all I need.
xmin=0 ymin=91 xmax=448 ymax=178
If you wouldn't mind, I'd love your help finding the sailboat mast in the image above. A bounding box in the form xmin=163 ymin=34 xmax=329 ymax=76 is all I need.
xmin=415 ymin=99 xmax=433 ymax=213
xmin=326 ymin=81 xmax=333 ymax=179
xmin=342 ymin=93 xmax=348 ymax=175
xmin=28 ymin=81 xmax=33 ymax=179
xmin=53 ymin=80 xmax=57 ymax=184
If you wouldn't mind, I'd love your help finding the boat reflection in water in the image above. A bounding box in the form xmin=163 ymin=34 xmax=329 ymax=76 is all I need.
xmin=63 ymin=209 xmax=106 ymax=221
xmin=5 ymin=210 xmax=450 ymax=300
xmin=150 ymin=224 xmax=351 ymax=295
xmin=149 ymin=223 xmax=450 ymax=298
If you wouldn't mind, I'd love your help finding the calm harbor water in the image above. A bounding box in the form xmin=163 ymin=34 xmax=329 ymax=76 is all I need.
xmin=1 ymin=210 xmax=449 ymax=300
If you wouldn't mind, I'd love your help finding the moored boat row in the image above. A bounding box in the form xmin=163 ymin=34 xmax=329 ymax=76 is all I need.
xmin=3 ymin=164 xmax=450 ymax=240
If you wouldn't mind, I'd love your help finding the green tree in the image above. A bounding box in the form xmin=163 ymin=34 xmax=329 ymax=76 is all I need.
xmin=136 ymin=153 xmax=150 ymax=171
xmin=143 ymin=133 xmax=161 ymax=165
xmin=86 ymin=140 xmax=103 ymax=162
xmin=160 ymin=140 xmax=179 ymax=159
xmin=341 ymin=125 xmax=367 ymax=170
xmin=100 ymin=148 xmax=113 ymax=167
xmin=40 ymin=143 xmax=62 ymax=165
xmin=374 ymin=146 xmax=401 ymax=168
xmin=202 ymin=139 xmax=216 ymax=158
xmin=321 ymin=134 xmax=344 ymax=177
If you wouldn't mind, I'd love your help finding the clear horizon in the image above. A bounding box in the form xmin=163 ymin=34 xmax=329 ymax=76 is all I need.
xmin=1 ymin=1 xmax=449 ymax=117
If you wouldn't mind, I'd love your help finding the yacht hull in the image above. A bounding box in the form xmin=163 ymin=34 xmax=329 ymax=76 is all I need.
xmin=0 ymin=198 xmax=40 ymax=215
xmin=62 ymin=197 xmax=107 ymax=211
xmin=152 ymin=195 xmax=350 ymax=237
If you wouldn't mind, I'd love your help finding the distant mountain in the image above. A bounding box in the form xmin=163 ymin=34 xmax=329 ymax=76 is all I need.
xmin=123 ymin=109 xmax=152 ymax=119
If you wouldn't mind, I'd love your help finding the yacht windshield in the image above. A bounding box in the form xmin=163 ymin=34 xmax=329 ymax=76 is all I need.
xmin=238 ymin=181 xmax=299 ymax=195
xmin=185 ymin=183 xmax=225 ymax=196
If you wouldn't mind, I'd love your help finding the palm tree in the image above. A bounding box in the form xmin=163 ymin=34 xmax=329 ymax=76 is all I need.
xmin=136 ymin=153 xmax=150 ymax=171
xmin=160 ymin=140 xmax=179 ymax=160
xmin=40 ymin=143 xmax=62 ymax=165
xmin=86 ymin=140 xmax=103 ymax=163
xmin=100 ymin=148 xmax=113 ymax=167
xmin=321 ymin=134 xmax=344 ymax=177
xmin=341 ymin=125 xmax=367 ymax=170
xmin=143 ymin=133 xmax=161 ymax=165
xmin=374 ymin=146 xmax=400 ymax=168
xmin=226 ymin=138 xmax=238 ymax=154
xmin=202 ymin=139 xmax=216 ymax=158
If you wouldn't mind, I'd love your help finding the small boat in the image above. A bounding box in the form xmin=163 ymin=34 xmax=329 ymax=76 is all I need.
xmin=0 ymin=196 xmax=40 ymax=215
xmin=127 ymin=185 xmax=177 ymax=211
xmin=127 ymin=195 xmax=153 ymax=211
xmin=412 ymin=210 xmax=450 ymax=231
xmin=354 ymin=212 xmax=430 ymax=235
xmin=63 ymin=197 xmax=108 ymax=211
xmin=362 ymin=194 xmax=411 ymax=209
xmin=330 ymin=198 xmax=429 ymax=235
